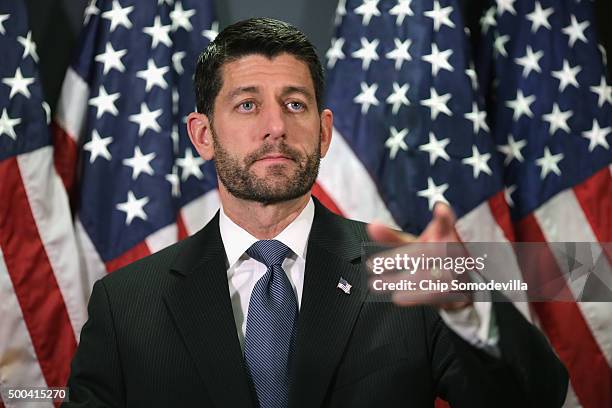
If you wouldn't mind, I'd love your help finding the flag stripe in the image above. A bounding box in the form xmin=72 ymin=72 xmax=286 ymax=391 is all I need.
xmin=54 ymin=68 xmax=89 ymax=144
xmin=146 ymin=223 xmax=179 ymax=254
xmin=17 ymin=147 xmax=86 ymax=340
xmin=312 ymin=182 xmax=343 ymax=216
xmin=180 ymin=189 xmax=220 ymax=236
xmin=318 ymin=129 xmax=398 ymax=228
xmin=104 ymin=241 xmax=151 ymax=273
xmin=51 ymin=123 xmax=79 ymax=195
xmin=0 ymin=157 xmax=77 ymax=388
xmin=487 ymin=192 xmax=515 ymax=242
xmin=516 ymin=214 xmax=611 ymax=408
xmin=74 ymin=217 xmax=107 ymax=291
xmin=0 ymin=248 xmax=52 ymax=408
xmin=534 ymin=187 xmax=612 ymax=365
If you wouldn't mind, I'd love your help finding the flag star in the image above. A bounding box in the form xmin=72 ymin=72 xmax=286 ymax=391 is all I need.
xmin=505 ymin=90 xmax=536 ymax=121
xmin=17 ymin=31 xmax=39 ymax=62
xmin=101 ymin=0 xmax=134 ymax=32
xmin=480 ymin=6 xmax=496 ymax=34
xmin=421 ymin=87 xmax=452 ymax=120
xmin=464 ymin=102 xmax=489 ymax=134
xmin=589 ymin=76 xmax=612 ymax=107
xmin=535 ymin=147 xmax=563 ymax=179
xmin=334 ymin=0 xmax=347 ymax=26
xmin=562 ymin=15 xmax=589 ymax=47
xmin=89 ymin=85 xmax=120 ymax=119
xmin=385 ymin=127 xmax=409 ymax=159
xmin=352 ymin=38 xmax=379 ymax=70
xmin=177 ymin=148 xmax=205 ymax=181
xmin=497 ymin=134 xmax=526 ymax=165
xmin=424 ymin=0 xmax=455 ymax=31
xmin=170 ymin=1 xmax=196 ymax=32
xmin=354 ymin=0 xmax=380 ymax=26
xmin=116 ymin=191 xmax=150 ymax=226
xmin=385 ymin=38 xmax=412 ymax=70
xmin=543 ymin=103 xmax=572 ymax=135
xmin=504 ymin=184 xmax=517 ymax=207
xmin=83 ymin=130 xmax=113 ymax=163
xmin=389 ymin=0 xmax=414 ymax=26
xmin=136 ymin=59 xmax=169 ymax=91
xmin=552 ymin=60 xmax=581 ymax=92
xmin=496 ymin=0 xmax=516 ymax=16
xmin=418 ymin=177 xmax=449 ymax=210
xmin=386 ymin=82 xmax=410 ymax=114
xmin=462 ymin=145 xmax=492 ymax=178
xmin=353 ymin=82 xmax=379 ymax=114
xmin=143 ymin=16 xmax=172 ymax=49
xmin=42 ymin=101 xmax=51 ymax=124
xmin=526 ymin=1 xmax=553 ymax=33
xmin=95 ymin=42 xmax=127 ymax=74
xmin=514 ymin=45 xmax=543 ymax=78
xmin=129 ymin=103 xmax=163 ymax=136
xmin=83 ymin=1 xmax=100 ymax=24
xmin=0 ymin=13 xmax=9 ymax=35
xmin=466 ymin=65 xmax=478 ymax=90
xmin=419 ymin=132 xmax=450 ymax=165
xmin=172 ymin=51 xmax=186 ymax=74
xmin=166 ymin=166 xmax=181 ymax=197
xmin=2 ymin=68 xmax=35 ymax=99
xmin=0 ymin=109 xmax=21 ymax=140
xmin=582 ymin=120 xmax=611 ymax=152
xmin=326 ymin=37 xmax=345 ymax=69
xmin=422 ymin=43 xmax=454 ymax=76
xmin=202 ymin=21 xmax=219 ymax=42
xmin=123 ymin=146 xmax=156 ymax=180
xmin=493 ymin=34 xmax=510 ymax=57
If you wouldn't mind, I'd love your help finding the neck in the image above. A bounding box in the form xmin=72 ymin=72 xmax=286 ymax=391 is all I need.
xmin=219 ymin=184 xmax=311 ymax=240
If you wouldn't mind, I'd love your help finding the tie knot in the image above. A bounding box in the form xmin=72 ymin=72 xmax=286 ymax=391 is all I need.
xmin=246 ymin=240 xmax=291 ymax=268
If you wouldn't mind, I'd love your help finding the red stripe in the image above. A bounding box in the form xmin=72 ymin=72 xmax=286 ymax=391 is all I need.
xmin=0 ymin=157 xmax=77 ymax=388
xmin=51 ymin=122 xmax=78 ymax=197
xmin=434 ymin=398 xmax=450 ymax=408
xmin=487 ymin=191 xmax=515 ymax=241
xmin=312 ymin=182 xmax=343 ymax=216
xmin=105 ymin=241 xmax=151 ymax=273
xmin=573 ymin=166 xmax=612 ymax=264
xmin=516 ymin=215 xmax=612 ymax=408
xmin=177 ymin=213 xmax=189 ymax=240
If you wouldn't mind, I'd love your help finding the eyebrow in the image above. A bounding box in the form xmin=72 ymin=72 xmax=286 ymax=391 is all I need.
xmin=226 ymin=85 xmax=314 ymax=101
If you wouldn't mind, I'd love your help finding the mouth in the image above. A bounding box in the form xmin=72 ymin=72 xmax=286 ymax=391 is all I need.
xmin=254 ymin=154 xmax=294 ymax=164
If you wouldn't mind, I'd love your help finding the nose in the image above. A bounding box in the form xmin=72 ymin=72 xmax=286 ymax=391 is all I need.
xmin=261 ymin=103 xmax=287 ymax=141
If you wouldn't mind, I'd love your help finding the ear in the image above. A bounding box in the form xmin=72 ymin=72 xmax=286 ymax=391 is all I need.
xmin=187 ymin=112 xmax=214 ymax=160
xmin=319 ymin=108 xmax=333 ymax=158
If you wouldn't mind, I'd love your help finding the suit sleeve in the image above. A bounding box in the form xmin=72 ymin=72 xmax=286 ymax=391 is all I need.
xmin=62 ymin=280 xmax=126 ymax=408
xmin=428 ymin=301 xmax=568 ymax=407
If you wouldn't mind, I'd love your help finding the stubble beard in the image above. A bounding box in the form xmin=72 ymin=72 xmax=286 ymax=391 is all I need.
xmin=211 ymin=127 xmax=321 ymax=205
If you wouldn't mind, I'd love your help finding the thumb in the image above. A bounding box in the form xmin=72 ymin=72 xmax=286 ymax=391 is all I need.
xmin=367 ymin=222 xmax=416 ymax=244
xmin=420 ymin=202 xmax=458 ymax=242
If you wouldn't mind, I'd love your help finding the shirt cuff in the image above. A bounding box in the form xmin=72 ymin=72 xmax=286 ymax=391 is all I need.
xmin=439 ymin=289 xmax=500 ymax=358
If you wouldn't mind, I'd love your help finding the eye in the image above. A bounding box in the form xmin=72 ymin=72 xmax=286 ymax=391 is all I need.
xmin=237 ymin=101 xmax=255 ymax=112
xmin=287 ymin=101 xmax=305 ymax=112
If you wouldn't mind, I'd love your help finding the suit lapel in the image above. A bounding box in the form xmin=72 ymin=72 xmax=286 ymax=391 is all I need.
xmin=163 ymin=213 xmax=255 ymax=408
xmin=289 ymin=200 xmax=369 ymax=408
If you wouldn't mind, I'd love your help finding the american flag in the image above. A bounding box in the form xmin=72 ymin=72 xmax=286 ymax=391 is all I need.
xmin=53 ymin=0 xmax=220 ymax=282
xmin=0 ymin=0 xmax=81 ymax=405
xmin=317 ymin=0 xmax=611 ymax=407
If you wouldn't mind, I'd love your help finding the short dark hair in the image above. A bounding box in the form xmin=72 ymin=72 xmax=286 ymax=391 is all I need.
xmin=194 ymin=17 xmax=325 ymax=117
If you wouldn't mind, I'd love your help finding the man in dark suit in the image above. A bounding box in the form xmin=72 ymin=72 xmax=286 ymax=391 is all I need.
xmin=65 ymin=17 xmax=568 ymax=407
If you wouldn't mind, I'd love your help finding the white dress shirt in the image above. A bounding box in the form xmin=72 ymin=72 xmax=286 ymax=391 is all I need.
xmin=219 ymin=197 xmax=497 ymax=353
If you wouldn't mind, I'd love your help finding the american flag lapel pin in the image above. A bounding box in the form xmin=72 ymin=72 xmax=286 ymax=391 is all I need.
xmin=337 ymin=277 xmax=352 ymax=295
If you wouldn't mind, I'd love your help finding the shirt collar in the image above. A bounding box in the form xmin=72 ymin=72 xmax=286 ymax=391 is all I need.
xmin=219 ymin=197 xmax=315 ymax=269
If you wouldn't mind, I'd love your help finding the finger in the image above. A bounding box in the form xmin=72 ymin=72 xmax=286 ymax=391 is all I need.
xmin=419 ymin=202 xmax=459 ymax=242
xmin=367 ymin=223 xmax=417 ymax=244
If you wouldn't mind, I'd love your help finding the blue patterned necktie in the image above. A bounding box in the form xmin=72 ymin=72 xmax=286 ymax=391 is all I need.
xmin=244 ymin=240 xmax=298 ymax=408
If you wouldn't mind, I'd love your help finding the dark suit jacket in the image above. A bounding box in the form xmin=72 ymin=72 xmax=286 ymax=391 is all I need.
xmin=64 ymin=199 xmax=568 ymax=407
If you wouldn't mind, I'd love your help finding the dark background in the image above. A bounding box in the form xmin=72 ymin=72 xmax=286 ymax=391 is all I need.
xmin=23 ymin=0 xmax=612 ymax=114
